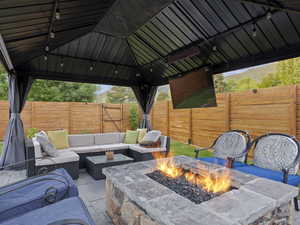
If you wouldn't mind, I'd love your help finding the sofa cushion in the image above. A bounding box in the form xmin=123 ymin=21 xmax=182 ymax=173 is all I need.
xmin=129 ymin=144 xmax=166 ymax=153
xmin=47 ymin=130 xmax=69 ymax=149
xmin=1 ymin=197 xmax=95 ymax=225
xmin=124 ymin=130 xmax=139 ymax=144
xmin=160 ymin=136 xmax=168 ymax=148
xmin=70 ymin=144 xmax=129 ymax=154
xmin=32 ymin=137 xmax=43 ymax=159
xmin=140 ymin=130 xmax=161 ymax=144
xmin=35 ymin=131 xmax=58 ymax=157
xmin=35 ymin=150 xmax=79 ymax=166
xmin=0 ymin=168 xmax=78 ymax=222
xmin=68 ymin=134 xmax=94 ymax=147
xmin=94 ymin=133 xmax=122 ymax=145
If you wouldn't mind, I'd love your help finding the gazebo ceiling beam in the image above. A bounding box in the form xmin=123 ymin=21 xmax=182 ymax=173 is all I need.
xmin=21 ymin=70 xmax=139 ymax=86
xmin=142 ymin=8 xmax=280 ymax=67
xmin=0 ymin=34 xmax=14 ymax=72
xmin=235 ymin=0 xmax=300 ymax=14
xmin=48 ymin=53 xmax=137 ymax=69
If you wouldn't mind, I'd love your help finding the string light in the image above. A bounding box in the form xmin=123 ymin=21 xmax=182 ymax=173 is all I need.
xmin=50 ymin=31 xmax=55 ymax=39
xmin=114 ymin=69 xmax=118 ymax=75
xmin=150 ymin=68 xmax=153 ymax=72
xmin=252 ymin=23 xmax=257 ymax=37
xmin=136 ymin=73 xmax=141 ymax=77
xmin=44 ymin=54 xmax=48 ymax=61
xmin=60 ymin=58 xmax=64 ymax=67
xmin=45 ymin=45 xmax=49 ymax=52
xmin=266 ymin=10 xmax=272 ymax=20
xmin=55 ymin=8 xmax=60 ymax=20
xmin=212 ymin=46 xmax=217 ymax=51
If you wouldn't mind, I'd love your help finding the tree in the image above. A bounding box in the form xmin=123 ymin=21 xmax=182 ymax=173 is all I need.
xmin=106 ymin=86 xmax=136 ymax=103
xmin=214 ymin=74 xmax=227 ymax=93
xmin=129 ymin=104 xmax=139 ymax=129
xmin=28 ymin=79 xmax=97 ymax=102
xmin=258 ymin=73 xmax=281 ymax=88
xmin=235 ymin=77 xmax=259 ymax=91
xmin=156 ymin=92 xmax=170 ymax=101
xmin=0 ymin=64 xmax=8 ymax=100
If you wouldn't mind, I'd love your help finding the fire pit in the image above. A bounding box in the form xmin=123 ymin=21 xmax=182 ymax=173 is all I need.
xmin=103 ymin=156 xmax=298 ymax=225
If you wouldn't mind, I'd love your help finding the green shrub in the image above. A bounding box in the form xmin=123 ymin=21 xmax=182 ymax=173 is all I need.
xmin=129 ymin=104 xmax=139 ymax=130
xmin=27 ymin=128 xmax=39 ymax=138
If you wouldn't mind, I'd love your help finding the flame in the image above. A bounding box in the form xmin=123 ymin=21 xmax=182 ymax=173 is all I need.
xmin=152 ymin=152 xmax=231 ymax=193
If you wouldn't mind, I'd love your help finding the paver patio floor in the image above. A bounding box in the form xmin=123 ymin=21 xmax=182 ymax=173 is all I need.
xmin=1 ymin=169 xmax=300 ymax=225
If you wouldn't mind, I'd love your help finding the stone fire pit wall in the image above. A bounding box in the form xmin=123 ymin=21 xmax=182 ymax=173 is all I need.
xmin=103 ymin=156 xmax=299 ymax=225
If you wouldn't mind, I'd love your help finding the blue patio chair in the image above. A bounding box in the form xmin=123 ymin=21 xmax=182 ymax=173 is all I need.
xmin=234 ymin=133 xmax=300 ymax=211
xmin=195 ymin=130 xmax=251 ymax=168
xmin=0 ymin=197 xmax=95 ymax=225
xmin=0 ymin=168 xmax=78 ymax=222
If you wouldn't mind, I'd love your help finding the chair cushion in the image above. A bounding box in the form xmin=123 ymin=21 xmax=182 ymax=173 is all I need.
xmin=94 ymin=133 xmax=122 ymax=145
xmin=68 ymin=134 xmax=94 ymax=147
xmin=129 ymin=144 xmax=166 ymax=153
xmin=0 ymin=168 xmax=78 ymax=222
xmin=197 ymin=157 xmax=248 ymax=168
xmin=47 ymin=130 xmax=69 ymax=150
xmin=70 ymin=144 xmax=129 ymax=154
xmin=1 ymin=197 xmax=95 ymax=225
xmin=235 ymin=165 xmax=300 ymax=186
xmin=124 ymin=130 xmax=139 ymax=144
xmin=35 ymin=131 xmax=58 ymax=157
xmin=35 ymin=150 xmax=79 ymax=166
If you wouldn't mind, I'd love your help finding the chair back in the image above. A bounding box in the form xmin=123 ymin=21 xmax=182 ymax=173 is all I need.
xmin=253 ymin=133 xmax=300 ymax=174
xmin=213 ymin=130 xmax=250 ymax=162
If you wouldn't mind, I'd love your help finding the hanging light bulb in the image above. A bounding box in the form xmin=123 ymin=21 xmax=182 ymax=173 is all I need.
xmin=50 ymin=31 xmax=55 ymax=39
xmin=55 ymin=8 xmax=60 ymax=20
xmin=136 ymin=73 xmax=140 ymax=77
xmin=150 ymin=68 xmax=153 ymax=72
xmin=252 ymin=23 xmax=257 ymax=37
xmin=89 ymin=65 xmax=94 ymax=71
xmin=266 ymin=10 xmax=272 ymax=20
xmin=44 ymin=54 xmax=48 ymax=61
xmin=45 ymin=45 xmax=50 ymax=52
xmin=212 ymin=46 xmax=217 ymax=51
xmin=60 ymin=58 xmax=64 ymax=67
xmin=114 ymin=70 xmax=118 ymax=75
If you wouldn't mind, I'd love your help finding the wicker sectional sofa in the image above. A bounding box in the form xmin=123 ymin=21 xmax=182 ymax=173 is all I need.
xmin=26 ymin=132 xmax=170 ymax=179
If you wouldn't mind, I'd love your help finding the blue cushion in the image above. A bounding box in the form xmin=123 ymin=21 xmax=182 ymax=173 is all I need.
xmin=1 ymin=197 xmax=95 ymax=225
xmin=0 ymin=168 xmax=78 ymax=222
xmin=235 ymin=165 xmax=300 ymax=186
xmin=197 ymin=157 xmax=247 ymax=168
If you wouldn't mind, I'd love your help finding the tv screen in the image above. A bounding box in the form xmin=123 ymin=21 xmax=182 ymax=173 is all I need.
xmin=169 ymin=69 xmax=217 ymax=109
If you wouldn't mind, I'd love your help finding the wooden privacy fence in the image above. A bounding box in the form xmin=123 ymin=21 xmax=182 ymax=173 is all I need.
xmin=0 ymin=84 xmax=299 ymax=146
xmin=0 ymin=102 xmax=134 ymax=140
xmin=151 ymin=85 xmax=300 ymax=147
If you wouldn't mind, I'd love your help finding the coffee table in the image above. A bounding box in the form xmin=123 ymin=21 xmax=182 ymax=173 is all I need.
xmin=86 ymin=154 xmax=134 ymax=180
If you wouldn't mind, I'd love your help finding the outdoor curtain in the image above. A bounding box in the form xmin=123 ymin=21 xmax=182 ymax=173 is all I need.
xmin=0 ymin=73 xmax=33 ymax=169
xmin=132 ymin=85 xmax=158 ymax=130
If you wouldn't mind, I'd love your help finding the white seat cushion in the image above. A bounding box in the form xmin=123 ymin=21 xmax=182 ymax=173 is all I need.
xmin=35 ymin=150 xmax=79 ymax=166
xmin=70 ymin=144 xmax=129 ymax=154
xmin=68 ymin=134 xmax=94 ymax=147
xmin=129 ymin=144 xmax=166 ymax=153
xmin=94 ymin=133 xmax=123 ymax=145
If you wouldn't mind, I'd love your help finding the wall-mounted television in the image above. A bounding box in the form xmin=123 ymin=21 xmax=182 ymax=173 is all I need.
xmin=169 ymin=69 xmax=217 ymax=109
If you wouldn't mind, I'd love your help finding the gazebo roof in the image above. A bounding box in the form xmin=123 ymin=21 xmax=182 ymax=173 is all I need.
xmin=1 ymin=0 xmax=300 ymax=86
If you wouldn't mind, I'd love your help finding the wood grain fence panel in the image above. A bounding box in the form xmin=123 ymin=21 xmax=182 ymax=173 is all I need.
xmin=103 ymin=104 xmax=122 ymax=132
xmin=32 ymin=102 xmax=70 ymax=132
xmin=70 ymin=102 xmax=100 ymax=134
xmin=152 ymin=101 xmax=168 ymax=135
xmin=122 ymin=103 xmax=133 ymax=131
xmin=0 ymin=101 xmax=9 ymax=139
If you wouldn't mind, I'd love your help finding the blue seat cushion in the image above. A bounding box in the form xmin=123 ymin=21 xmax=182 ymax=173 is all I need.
xmin=197 ymin=157 xmax=247 ymax=168
xmin=0 ymin=168 xmax=78 ymax=222
xmin=1 ymin=197 xmax=95 ymax=225
xmin=235 ymin=165 xmax=300 ymax=186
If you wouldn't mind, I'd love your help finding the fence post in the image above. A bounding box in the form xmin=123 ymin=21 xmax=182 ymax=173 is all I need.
xmin=166 ymin=101 xmax=170 ymax=136
xmin=289 ymin=85 xmax=297 ymax=137
xmin=224 ymin=93 xmax=231 ymax=131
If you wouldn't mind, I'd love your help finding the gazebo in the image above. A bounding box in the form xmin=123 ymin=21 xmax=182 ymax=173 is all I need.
xmin=1 ymin=0 xmax=300 ymax=168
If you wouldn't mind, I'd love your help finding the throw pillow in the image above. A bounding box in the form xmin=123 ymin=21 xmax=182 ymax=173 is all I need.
xmin=124 ymin=130 xmax=139 ymax=144
xmin=47 ymin=130 xmax=69 ymax=149
xmin=140 ymin=130 xmax=161 ymax=144
xmin=35 ymin=131 xmax=58 ymax=157
xmin=137 ymin=128 xmax=147 ymax=143
xmin=32 ymin=137 xmax=43 ymax=159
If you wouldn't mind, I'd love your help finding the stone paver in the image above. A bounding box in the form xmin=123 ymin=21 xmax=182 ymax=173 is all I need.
xmin=1 ymin=169 xmax=300 ymax=225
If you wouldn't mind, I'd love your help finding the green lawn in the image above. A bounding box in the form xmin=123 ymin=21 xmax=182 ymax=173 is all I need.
xmin=170 ymin=140 xmax=213 ymax=158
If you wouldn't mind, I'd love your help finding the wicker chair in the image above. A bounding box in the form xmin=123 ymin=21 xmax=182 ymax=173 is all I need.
xmin=234 ymin=133 xmax=300 ymax=210
xmin=194 ymin=130 xmax=251 ymax=167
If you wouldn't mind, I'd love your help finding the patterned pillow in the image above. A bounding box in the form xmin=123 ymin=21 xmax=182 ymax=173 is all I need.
xmin=140 ymin=130 xmax=161 ymax=144
xmin=35 ymin=131 xmax=58 ymax=157
xmin=137 ymin=129 xmax=147 ymax=143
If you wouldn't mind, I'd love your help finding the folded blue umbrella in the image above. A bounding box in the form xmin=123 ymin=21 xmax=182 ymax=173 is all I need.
xmin=0 ymin=168 xmax=78 ymax=222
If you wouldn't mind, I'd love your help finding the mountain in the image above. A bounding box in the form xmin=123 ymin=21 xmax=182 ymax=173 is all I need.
xmin=224 ymin=62 xmax=277 ymax=82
